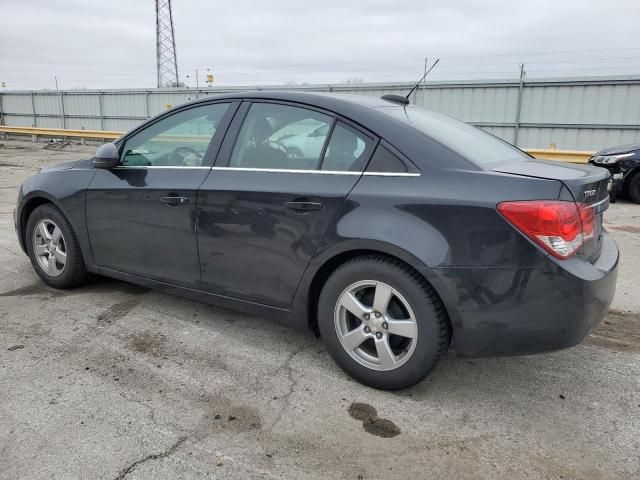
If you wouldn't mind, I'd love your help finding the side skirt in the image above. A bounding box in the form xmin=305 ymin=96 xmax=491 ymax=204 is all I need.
xmin=92 ymin=266 xmax=308 ymax=330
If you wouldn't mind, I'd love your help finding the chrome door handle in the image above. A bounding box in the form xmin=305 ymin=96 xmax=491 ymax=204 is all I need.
xmin=160 ymin=195 xmax=190 ymax=206
xmin=284 ymin=200 xmax=323 ymax=211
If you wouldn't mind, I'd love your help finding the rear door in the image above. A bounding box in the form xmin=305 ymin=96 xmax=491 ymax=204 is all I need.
xmin=196 ymin=101 xmax=376 ymax=307
xmin=86 ymin=101 xmax=236 ymax=288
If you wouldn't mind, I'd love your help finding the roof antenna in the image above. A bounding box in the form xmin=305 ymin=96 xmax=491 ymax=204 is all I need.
xmin=405 ymin=58 xmax=439 ymax=100
xmin=381 ymin=58 xmax=440 ymax=106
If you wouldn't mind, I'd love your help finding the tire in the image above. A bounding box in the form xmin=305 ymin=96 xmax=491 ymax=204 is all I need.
xmin=627 ymin=171 xmax=640 ymax=204
xmin=317 ymin=255 xmax=450 ymax=390
xmin=26 ymin=204 xmax=87 ymax=289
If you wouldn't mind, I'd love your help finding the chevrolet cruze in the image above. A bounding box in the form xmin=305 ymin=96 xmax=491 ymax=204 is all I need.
xmin=14 ymin=91 xmax=618 ymax=389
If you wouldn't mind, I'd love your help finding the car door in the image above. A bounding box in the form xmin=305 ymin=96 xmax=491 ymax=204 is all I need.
xmin=196 ymin=101 xmax=376 ymax=307
xmin=86 ymin=101 xmax=236 ymax=288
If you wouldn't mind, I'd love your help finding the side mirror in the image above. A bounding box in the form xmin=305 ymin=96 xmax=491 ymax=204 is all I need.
xmin=93 ymin=143 xmax=120 ymax=169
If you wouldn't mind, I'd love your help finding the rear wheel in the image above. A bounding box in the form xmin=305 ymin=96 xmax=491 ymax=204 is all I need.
xmin=317 ymin=255 xmax=450 ymax=390
xmin=627 ymin=171 xmax=640 ymax=204
xmin=26 ymin=204 xmax=87 ymax=289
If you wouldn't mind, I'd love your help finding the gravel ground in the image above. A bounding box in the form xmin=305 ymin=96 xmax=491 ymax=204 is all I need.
xmin=0 ymin=140 xmax=639 ymax=480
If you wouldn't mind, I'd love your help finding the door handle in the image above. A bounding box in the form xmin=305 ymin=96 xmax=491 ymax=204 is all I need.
xmin=160 ymin=195 xmax=190 ymax=206
xmin=284 ymin=200 xmax=323 ymax=212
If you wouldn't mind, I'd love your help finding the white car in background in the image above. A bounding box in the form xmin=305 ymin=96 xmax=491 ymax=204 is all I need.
xmin=277 ymin=122 xmax=364 ymax=159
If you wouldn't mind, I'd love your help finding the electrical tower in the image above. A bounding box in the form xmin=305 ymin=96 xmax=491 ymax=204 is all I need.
xmin=155 ymin=0 xmax=179 ymax=88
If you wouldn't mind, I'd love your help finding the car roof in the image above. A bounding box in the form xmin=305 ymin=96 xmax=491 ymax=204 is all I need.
xmin=190 ymin=89 xmax=390 ymax=107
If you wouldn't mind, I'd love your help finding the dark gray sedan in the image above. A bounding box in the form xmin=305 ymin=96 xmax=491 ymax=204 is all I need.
xmin=14 ymin=91 xmax=618 ymax=389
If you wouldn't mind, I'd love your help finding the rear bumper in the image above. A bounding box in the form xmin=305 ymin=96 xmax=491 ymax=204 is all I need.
xmin=430 ymin=231 xmax=619 ymax=358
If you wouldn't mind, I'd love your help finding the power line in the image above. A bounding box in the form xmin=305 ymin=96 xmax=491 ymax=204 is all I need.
xmin=181 ymin=47 xmax=640 ymax=71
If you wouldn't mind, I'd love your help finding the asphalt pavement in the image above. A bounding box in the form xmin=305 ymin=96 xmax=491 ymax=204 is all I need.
xmin=1 ymin=140 xmax=638 ymax=479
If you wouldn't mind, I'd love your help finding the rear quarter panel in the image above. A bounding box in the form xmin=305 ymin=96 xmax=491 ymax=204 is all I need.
xmin=294 ymin=168 xmax=565 ymax=331
xmin=325 ymin=169 xmax=562 ymax=269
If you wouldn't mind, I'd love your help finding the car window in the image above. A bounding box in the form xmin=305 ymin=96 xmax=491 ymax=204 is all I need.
xmin=366 ymin=144 xmax=408 ymax=173
xmin=121 ymin=103 xmax=230 ymax=167
xmin=229 ymin=103 xmax=332 ymax=170
xmin=321 ymin=122 xmax=372 ymax=172
xmin=378 ymin=105 xmax=528 ymax=167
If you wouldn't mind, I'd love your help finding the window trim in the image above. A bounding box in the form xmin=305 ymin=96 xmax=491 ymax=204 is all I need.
xmin=116 ymin=100 xmax=240 ymax=168
xmin=112 ymin=165 xmax=212 ymax=170
xmin=316 ymin=118 xmax=337 ymax=170
xmin=208 ymin=166 xmax=419 ymax=177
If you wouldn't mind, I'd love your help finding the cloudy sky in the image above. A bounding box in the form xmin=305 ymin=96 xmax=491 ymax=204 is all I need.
xmin=0 ymin=0 xmax=639 ymax=90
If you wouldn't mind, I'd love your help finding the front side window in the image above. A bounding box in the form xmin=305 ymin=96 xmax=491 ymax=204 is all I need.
xmin=229 ymin=103 xmax=333 ymax=170
xmin=121 ymin=103 xmax=230 ymax=167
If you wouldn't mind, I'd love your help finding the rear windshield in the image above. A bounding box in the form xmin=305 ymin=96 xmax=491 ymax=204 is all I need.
xmin=377 ymin=105 xmax=529 ymax=167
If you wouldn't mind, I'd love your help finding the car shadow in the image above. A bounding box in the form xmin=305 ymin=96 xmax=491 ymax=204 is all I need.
xmin=64 ymin=275 xmax=631 ymax=405
xmin=395 ymin=347 xmax=619 ymax=405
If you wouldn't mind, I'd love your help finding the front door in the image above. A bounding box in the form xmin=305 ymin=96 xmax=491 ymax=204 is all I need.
xmin=197 ymin=101 xmax=375 ymax=307
xmin=86 ymin=102 xmax=234 ymax=288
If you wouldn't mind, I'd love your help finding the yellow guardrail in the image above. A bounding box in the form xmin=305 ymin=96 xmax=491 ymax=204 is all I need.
xmin=0 ymin=125 xmax=595 ymax=163
xmin=0 ymin=125 xmax=122 ymax=140
xmin=525 ymin=148 xmax=592 ymax=164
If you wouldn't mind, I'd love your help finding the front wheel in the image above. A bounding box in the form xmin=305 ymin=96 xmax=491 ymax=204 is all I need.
xmin=317 ymin=256 xmax=450 ymax=390
xmin=26 ymin=204 xmax=87 ymax=289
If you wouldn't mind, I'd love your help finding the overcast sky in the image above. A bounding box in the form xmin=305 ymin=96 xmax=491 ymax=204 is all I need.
xmin=0 ymin=0 xmax=639 ymax=90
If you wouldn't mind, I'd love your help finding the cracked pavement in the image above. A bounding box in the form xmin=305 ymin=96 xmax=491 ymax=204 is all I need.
xmin=0 ymin=140 xmax=639 ymax=479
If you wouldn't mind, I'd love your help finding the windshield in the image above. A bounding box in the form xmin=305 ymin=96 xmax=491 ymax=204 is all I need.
xmin=378 ymin=105 xmax=529 ymax=166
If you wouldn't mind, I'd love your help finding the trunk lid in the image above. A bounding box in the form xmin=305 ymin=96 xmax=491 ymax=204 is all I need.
xmin=493 ymin=159 xmax=610 ymax=260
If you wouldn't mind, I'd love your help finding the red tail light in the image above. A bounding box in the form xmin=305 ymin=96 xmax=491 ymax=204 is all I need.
xmin=497 ymin=200 xmax=593 ymax=259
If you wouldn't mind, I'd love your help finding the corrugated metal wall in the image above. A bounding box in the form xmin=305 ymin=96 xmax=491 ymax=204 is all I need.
xmin=1 ymin=75 xmax=639 ymax=150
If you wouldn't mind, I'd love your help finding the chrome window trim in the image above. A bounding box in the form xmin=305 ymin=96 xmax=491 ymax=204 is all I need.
xmin=211 ymin=166 xmax=420 ymax=177
xmin=212 ymin=166 xmax=359 ymax=175
xmin=110 ymin=165 xmax=421 ymax=176
xmin=363 ymin=171 xmax=421 ymax=177
xmin=113 ymin=165 xmax=211 ymax=170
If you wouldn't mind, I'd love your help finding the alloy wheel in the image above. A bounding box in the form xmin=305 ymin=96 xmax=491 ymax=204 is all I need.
xmin=334 ymin=280 xmax=418 ymax=371
xmin=32 ymin=219 xmax=67 ymax=277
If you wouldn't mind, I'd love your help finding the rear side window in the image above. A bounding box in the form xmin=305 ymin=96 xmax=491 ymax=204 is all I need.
xmin=366 ymin=144 xmax=408 ymax=173
xmin=378 ymin=105 xmax=529 ymax=167
xmin=321 ymin=122 xmax=373 ymax=172
xmin=229 ymin=103 xmax=332 ymax=170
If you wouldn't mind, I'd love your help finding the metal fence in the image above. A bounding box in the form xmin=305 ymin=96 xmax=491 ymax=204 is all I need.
xmin=1 ymin=75 xmax=639 ymax=150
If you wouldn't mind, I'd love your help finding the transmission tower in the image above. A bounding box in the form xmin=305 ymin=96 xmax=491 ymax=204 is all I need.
xmin=155 ymin=0 xmax=179 ymax=88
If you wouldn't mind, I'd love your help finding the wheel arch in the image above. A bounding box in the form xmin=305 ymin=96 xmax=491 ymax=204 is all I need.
xmin=18 ymin=193 xmax=85 ymax=263
xmin=18 ymin=193 xmax=58 ymax=251
xmin=301 ymin=241 xmax=459 ymax=336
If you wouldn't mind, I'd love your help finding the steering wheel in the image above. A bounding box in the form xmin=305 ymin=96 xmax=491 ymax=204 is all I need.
xmin=169 ymin=146 xmax=203 ymax=166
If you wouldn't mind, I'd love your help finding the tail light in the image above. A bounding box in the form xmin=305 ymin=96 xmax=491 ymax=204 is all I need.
xmin=497 ymin=201 xmax=594 ymax=259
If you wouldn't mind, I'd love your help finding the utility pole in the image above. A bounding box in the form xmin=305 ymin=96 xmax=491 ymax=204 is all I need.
xmin=186 ymin=69 xmax=200 ymax=98
xmin=53 ymin=75 xmax=65 ymax=128
xmin=155 ymin=0 xmax=179 ymax=87
xmin=513 ymin=63 xmax=526 ymax=146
